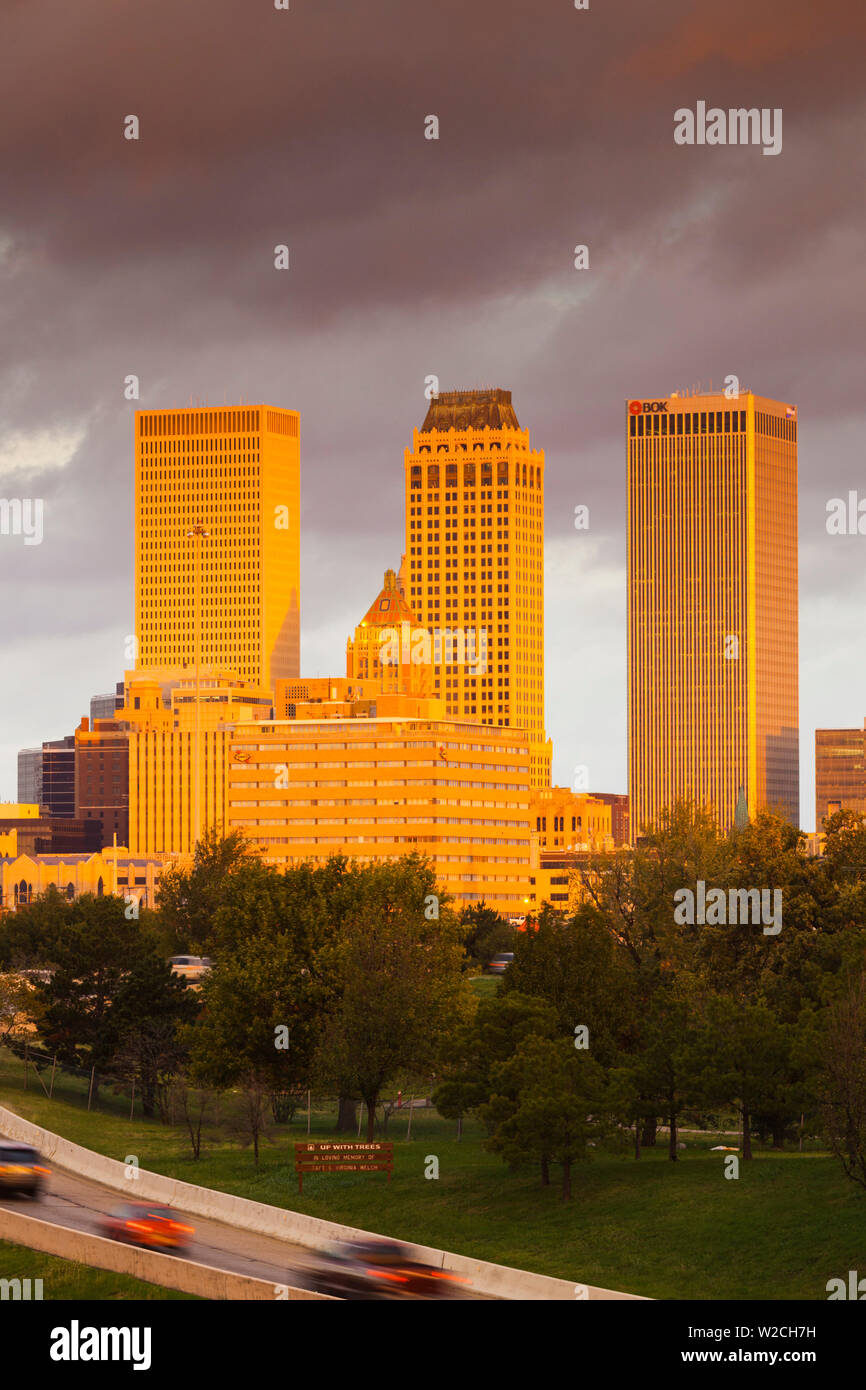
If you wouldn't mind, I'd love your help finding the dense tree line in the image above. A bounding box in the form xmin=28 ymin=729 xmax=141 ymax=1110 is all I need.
xmin=0 ymin=833 xmax=473 ymax=1151
xmin=3 ymin=808 xmax=866 ymax=1191
xmin=434 ymin=805 xmax=866 ymax=1197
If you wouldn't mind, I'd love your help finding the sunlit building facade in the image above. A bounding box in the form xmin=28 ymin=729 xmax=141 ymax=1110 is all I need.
xmin=135 ymin=405 xmax=300 ymax=689
xmin=74 ymin=716 xmax=130 ymax=848
xmin=345 ymin=567 xmax=431 ymax=697
xmin=404 ymin=389 xmax=551 ymax=788
xmin=628 ymin=390 xmax=799 ymax=836
xmin=815 ymin=721 xmax=866 ymax=829
xmin=0 ymin=848 xmax=166 ymax=912
xmin=530 ymin=786 xmax=613 ymax=852
xmin=227 ymin=714 xmax=532 ymax=914
xmin=120 ymin=671 xmax=273 ymax=855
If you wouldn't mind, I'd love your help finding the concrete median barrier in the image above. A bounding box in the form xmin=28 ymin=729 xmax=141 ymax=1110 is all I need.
xmin=0 ymin=1103 xmax=644 ymax=1300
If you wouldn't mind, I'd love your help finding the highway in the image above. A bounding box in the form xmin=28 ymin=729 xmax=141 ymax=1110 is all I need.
xmin=0 ymin=1158 xmax=319 ymax=1292
xmin=0 ymin=1150 xmax=492 ymax=1298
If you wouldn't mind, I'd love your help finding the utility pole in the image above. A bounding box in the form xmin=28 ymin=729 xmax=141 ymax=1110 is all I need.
xmin=186 ymin=524 xmax=211 ymax=851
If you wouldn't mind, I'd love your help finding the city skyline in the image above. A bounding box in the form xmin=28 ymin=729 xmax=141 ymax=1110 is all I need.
xmin=1 ymin=381 xmax=861 ymax=832
xmin=2 ymin=0 xmax=865 ymax=829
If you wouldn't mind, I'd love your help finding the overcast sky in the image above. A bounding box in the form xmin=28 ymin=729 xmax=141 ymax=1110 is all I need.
xmin=1 ymin=0 xmax=864 ymax=830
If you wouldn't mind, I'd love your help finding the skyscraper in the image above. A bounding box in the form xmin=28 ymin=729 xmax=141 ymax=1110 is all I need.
xmin=135 ymin=405 xmax=300 ymax=689
xmin=41 ymin=735 xmax=76 ymax=818
xmin=17 ymin=747 xmax=43 ymax=806
xmin=628 ymin=390 xmax=799 ymax=836
xmin=404 ymin=388 xmax=551 ymax=787
xmin=815 ymin=721 xmax=866 ymax=830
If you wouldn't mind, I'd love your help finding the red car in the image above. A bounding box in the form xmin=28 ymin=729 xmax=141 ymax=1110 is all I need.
xmin=99 ymin=1202 xmax=194 ymax=1252
xmin=298 ymin=1239 xmax=471 ymax=1300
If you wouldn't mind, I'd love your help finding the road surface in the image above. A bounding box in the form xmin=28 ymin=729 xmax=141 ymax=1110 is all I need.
xmin=0 ymin=1143 xmax=491 ymax=1298
xmin=0 ymin=1156 xmax=323 ymax=1291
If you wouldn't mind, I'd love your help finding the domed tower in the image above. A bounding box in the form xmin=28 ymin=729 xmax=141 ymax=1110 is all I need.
xmin=346 ymin=568 xmax=431 ymax=696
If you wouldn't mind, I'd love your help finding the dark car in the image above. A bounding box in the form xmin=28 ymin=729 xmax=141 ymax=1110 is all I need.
xmin=487 ymin=952 xmax=515 ymax=974
xmin=298 ymin=1239 xmax=471 ymax=1300
xmin=0 ymin=1141 xmax=50 ymax=1199
xmin=98 ymin=1202 xmax=195 ymax=1252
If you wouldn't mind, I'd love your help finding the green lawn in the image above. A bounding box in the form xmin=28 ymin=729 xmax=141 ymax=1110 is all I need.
xmin=468 ymin=972 xmax=501 ymax=999
xmin=2 ymin=1049 xmax=862 ymax=1300
xmin=0 ymin=1241 xmax=198 ymax=1300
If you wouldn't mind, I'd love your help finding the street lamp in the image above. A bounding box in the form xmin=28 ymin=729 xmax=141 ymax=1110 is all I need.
xmin=186 ymin=525 xmax=211 ymax=851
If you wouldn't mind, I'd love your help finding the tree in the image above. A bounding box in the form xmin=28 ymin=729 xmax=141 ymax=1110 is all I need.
xmin=156 ymin=827 xmax=261 ymax=954
xmin=623 ymin=984 xmax=705 ymax=1160
xmin=227 ymin=1071 xmax=273 ymax=1166
xmin=816 ymin=971 xmax=866 ymax=1190
xmin=483 ymin=1036 xmax=609 ymax=1199
xmin=0 ymin=884 xmax=71 ymax=970
xmin=33 ymin=896 xmax=180 ymax=1087
xmin=315 ymin=856 xmax=470 ymax=1140
xmin=503 ymin=903 xmax=638 ymax=1067
xmin=577 ymin=799 xmax=724 ymax=1143
xmin=433 ymin=991 xmax=559 ymax=1143
xmin=459 ymin=904 xmax=515 ymax=967
xmin=0 ymin=972 xmax=38 ymax=1045
xmin=109 ymin=957 xmax=199 ymax=1116
xmin=695 ymin=996 xmax=792 ymax=1160
xmin=167 ymin=1074 xmax=219 ymax=1159
xmin=187 ymin=929 xmax=322 ymax=1112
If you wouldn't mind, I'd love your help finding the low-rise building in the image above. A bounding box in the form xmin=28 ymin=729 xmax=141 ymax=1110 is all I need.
xmin=227 ymin=713 xmax=532 ymax=915
xmin=121 ymin=668 xmax=273 ymax=855
xmin=0 ymin=847 xmax=167 ymax=911
xmin=0 ymin=804 xmax=102 ymax=857
xmin=530 ymin=786 xmax=613 ymax=852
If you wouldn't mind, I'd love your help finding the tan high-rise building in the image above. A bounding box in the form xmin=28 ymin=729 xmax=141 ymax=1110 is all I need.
xmin=404 ymin=388 xmax=551 ymax=787
xmin=628 ymin=390 xmax=799 ymax=837
xmin=135 ymin=405 xmax=300 ymax=689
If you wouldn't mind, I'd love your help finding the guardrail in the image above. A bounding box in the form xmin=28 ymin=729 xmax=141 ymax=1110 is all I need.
xmin=0 ymin=1206 xmax=332 ymax=1300
xmin=0 ymin=1103 xmax=646 ymax=1300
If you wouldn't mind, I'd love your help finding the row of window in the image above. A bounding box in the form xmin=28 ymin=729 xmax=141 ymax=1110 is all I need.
xmin=138 ymin=409 xmax=263 ymax=437
xmin=629 ymin=409 xmax=748 ymax=438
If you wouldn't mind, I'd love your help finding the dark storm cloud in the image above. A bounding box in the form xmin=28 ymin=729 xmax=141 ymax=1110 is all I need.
xmin=1 ymin=0 xmax=864 ymax=818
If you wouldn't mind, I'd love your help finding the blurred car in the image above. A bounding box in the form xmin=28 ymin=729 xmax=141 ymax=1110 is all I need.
xmin=168 ymin=955 xmax=212 ymax=981
xmin=487 ymin=952 xmax=515 ymax=974
xmin=0 ymin=1141 xmax=50 ymax=1199
xmin=98 ymin=1202 xmax=194 ymax=1252
xmin=297 ymin=1239 xmax=471 ymax=1300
